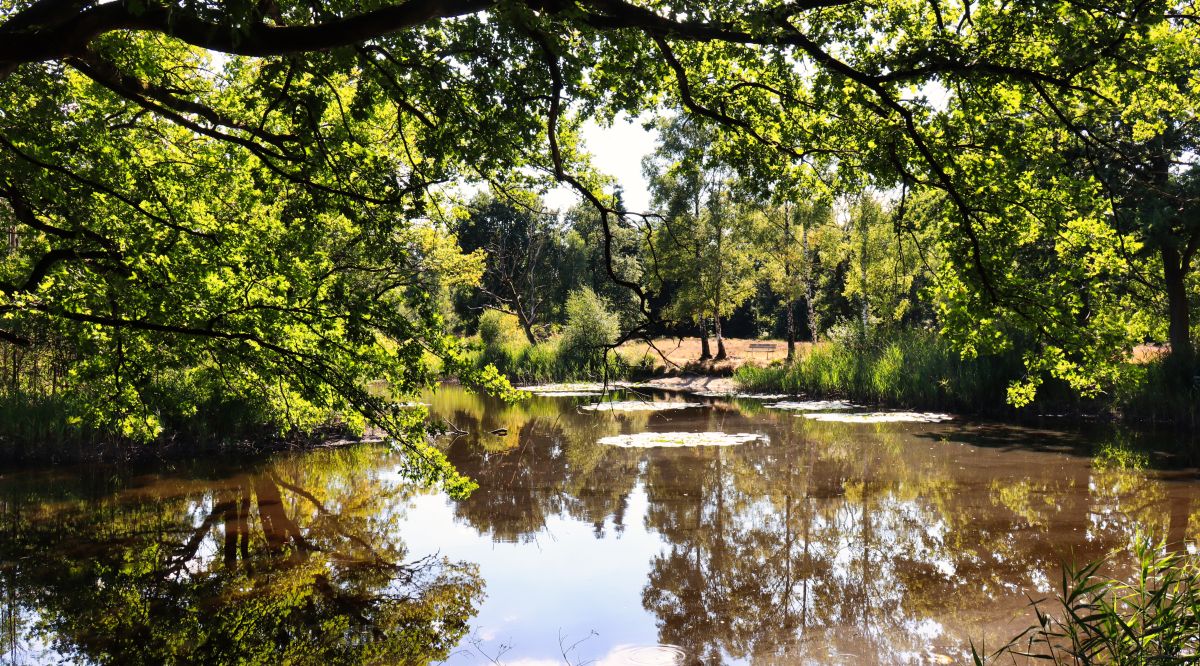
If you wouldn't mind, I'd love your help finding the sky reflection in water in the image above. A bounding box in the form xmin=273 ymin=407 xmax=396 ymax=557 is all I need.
xmin=2 ymin=386 xmax=1198 ymax=665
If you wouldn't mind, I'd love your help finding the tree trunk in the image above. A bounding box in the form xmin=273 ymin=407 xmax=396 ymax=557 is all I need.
xmin=1166 ymin=491 xmax=1194 ymax=555
xmin=714 ymin=316 xmax=727 ymax=360
xmin=699 ymin=319 xmax=712 ymax=361
xmin=802 ymin=220 xmax=817 ymax=343
xmin=514 ymin=305 xmax=539 ymax=346
xmin=221 ymin=492 xmax=239 ymax=567
xmin=784 ymin=202 xmax=796 ymax=362
xmin=859 ymin=207 xmax=869 ymax=343
xmin=785 ymin=298 xmax=796 ymax=362
xmin=1163 ymin=247 xmax=1194 ymax=375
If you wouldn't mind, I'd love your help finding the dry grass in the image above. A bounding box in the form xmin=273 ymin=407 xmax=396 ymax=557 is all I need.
xmin=1132 ymin=344 xmax=1170 ymax=364
xmin=619 ymin=337 xmax=805 ymax=372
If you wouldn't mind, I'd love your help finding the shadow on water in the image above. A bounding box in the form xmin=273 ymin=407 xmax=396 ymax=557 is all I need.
xmin=0 ymin=447 xmax=483 ymax=666
xmin=916 ymin=419 xmax=1200 ymax=471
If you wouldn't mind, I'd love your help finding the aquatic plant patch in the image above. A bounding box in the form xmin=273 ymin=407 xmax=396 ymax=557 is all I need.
xmin=692 ymin=392 xmax=793 ymax=399
xmin=518 ymin=383 xmax=618 ymax=395
xmin=801 ymin=411 xmax=954 ymax=423
xmin=766 ymin=400 xmax=857 ymax=411
xmin=581 ymin=401 xmax=705 ymax=412
xmin=597 ymin=432 xmax=767 ymax=448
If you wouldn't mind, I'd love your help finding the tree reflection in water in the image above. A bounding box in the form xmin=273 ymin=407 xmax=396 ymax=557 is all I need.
xmin=0 ymin=447 xmax=482 ymax=666
xmin=429 ymin=389 xmax=1200 ymax=664
xmin=2 ymin=389 xmax=1198 ymax=665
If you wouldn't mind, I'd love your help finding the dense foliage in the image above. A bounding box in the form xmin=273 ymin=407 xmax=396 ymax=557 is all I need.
xmin=0 ymin=0 xmax=1197 ymax=482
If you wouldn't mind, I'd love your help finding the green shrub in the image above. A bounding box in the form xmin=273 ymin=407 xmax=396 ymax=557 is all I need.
xmin=1114 ymin=359 xmax=1199 ymax=426
xmin=519 ymin=340 xmax=561 ymax=383
xmin=468 ymin=292 xmax=626 ymax=383
xmin=559 ymin=288 xmax=619 ymax=373
xmin=478 ymin=310 xmax=524 ymax=346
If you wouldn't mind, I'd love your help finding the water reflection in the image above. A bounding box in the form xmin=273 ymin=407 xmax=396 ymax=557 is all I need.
xmin=424 ymin=388 xmax=1200 ymax=664
xmin=0 ymin=448 xmax=482 ymax=665
xmin=1 ymin=388 xmax=1198 ymax=665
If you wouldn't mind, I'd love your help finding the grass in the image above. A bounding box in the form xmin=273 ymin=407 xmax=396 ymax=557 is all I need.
xmin=974 ymin=536 xmax=1200 ymax=664
xmin=0 ymin=394 xmax=102 ymax=463
xmin=733 ymin=331 xmax=1200 ymax=424
xmin=733 ymin=331 xmax=1022 ymax=413
xmin=467 ymin=335 xmax=655 ymax=384
xmin=0 ymin=387 xmax=361 ymax=465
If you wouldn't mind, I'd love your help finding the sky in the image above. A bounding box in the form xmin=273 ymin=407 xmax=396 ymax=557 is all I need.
xmin=515 ymin=80 xmax=950 ymax=216
xmin=543 ymin=114 xmax=656 ymax=214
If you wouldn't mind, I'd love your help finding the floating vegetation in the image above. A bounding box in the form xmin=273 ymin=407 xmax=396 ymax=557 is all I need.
xmin=765 ymin=399 xmax=856 ymax=411
xmin=801 ymin=411 xmax=954 ymax=423
xmin=581 ymin=401 xmax=704 ymax=412
xmin=597 ymin=431 xmax=766 ymax=448
xmin=614 ymin=381 xmax=664 ymax=390
xmin=692 ymin=392 xmax=792 ymax=399
xmin=529 ymin=391 xmax=605 ymax=397
xmin=518 ymin=383 xmax=617 ymax=395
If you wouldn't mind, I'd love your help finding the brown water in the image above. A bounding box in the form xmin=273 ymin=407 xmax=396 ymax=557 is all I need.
xmin=1 ymin=386 xmax=1198 ymax=665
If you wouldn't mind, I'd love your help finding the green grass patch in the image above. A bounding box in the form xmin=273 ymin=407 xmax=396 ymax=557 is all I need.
xmin=733 ymin=331 xmax=1021 ymax=413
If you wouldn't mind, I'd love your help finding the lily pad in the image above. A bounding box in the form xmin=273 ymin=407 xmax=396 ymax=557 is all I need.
xmin=581 ymin=401 xmax=704 ymax=412
xmin=801 ymin=411 xmax=954 ymax=423
xmin=765 ymin=400 xmax=857 ymax=411
xmin=597 ymin=431 xmax=767 ymax=448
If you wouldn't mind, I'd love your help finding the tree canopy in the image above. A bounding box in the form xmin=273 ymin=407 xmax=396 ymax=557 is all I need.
xmin=1 ymin=0 xmax=1198 ymax=483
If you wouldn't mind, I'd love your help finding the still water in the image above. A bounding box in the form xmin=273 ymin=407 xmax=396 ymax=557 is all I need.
xmin=2 ymin=386 xmax=1198 ymax=665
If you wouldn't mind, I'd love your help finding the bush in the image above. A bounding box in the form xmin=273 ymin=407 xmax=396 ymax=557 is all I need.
xmin=558 ymin=288 xmax=619 ymax=373
xmin=477 ymin=310 xmax=524 ymax=346
xmin=1114 ymin=359 xmax=1200 ymax=426
xmin=467 ymin=291 xmax=628 ymax=384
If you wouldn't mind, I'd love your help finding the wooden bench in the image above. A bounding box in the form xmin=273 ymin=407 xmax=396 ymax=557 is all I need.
xmin=747 ymin=342 xmax=777 ymax=357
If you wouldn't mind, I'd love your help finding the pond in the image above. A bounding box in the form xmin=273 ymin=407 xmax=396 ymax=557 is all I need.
xmin=1 ymin=386 xmax=1198 ymax=665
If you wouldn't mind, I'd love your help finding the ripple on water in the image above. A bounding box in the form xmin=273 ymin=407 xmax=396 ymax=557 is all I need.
xmin=597 ymin=431 xmax=766 ymax=448
xmin=604 ymin=644 xmax=691 ymax=665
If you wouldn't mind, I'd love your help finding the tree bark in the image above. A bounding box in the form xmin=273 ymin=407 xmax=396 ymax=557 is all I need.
xmin=858 ymin=204 xmax=869 ymax=343
xmin=785 ymin=298 xmax=796 ymax=362
xmin=784 ymin=202 xmax=796 ymax=362
xmin=1163 ymin=247 xmax=1194 ymax=374
xmin=699 ymin=319 xmax=712 ymax=361
xmin=802 ymin=220 xmax=817 ymax=343
xmin=714 ymin=315 xmax=727 ymax=360
xmin=514 ymin=305 xmax=539 ymax=346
